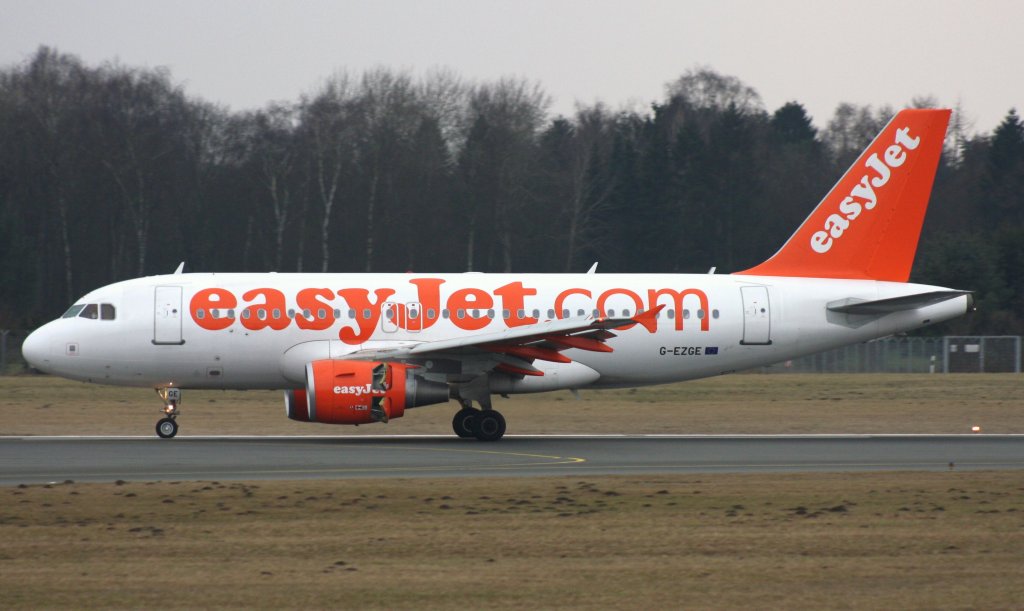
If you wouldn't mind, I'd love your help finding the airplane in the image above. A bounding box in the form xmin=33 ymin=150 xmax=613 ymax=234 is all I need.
xmin=21 ymin=108 xmax=972 ymax=441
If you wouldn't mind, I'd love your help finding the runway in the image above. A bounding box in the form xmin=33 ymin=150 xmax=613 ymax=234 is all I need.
xmin=3 ymin=434 xmax=1024 ymax=485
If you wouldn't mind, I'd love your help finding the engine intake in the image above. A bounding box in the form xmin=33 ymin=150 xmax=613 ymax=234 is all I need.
xmin=285 ymin=360 xmax=449 ymax=425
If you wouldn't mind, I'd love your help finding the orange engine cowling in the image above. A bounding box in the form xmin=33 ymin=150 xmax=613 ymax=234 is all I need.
xmin=284 ymin=360 xmax=449 ymax=425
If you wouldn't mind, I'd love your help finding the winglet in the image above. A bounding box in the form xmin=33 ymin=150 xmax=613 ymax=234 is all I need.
xmin=736 ymin=109 xmax=951 ymax=282
xmin=616 ymin=304 xmax=665 ymax=333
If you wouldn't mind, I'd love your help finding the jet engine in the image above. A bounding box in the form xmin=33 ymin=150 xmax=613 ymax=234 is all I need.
xmin=284 ymin=360 xmax=449 ymax=425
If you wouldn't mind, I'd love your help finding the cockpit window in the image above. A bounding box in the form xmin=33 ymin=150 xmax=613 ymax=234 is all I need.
xmin=62 ymin=304 xmax=86 ymax=318
xmin=79 ymin=304 xmax=99 ymax=319
xmin=65 ymin=303 xmax=116 ymax=320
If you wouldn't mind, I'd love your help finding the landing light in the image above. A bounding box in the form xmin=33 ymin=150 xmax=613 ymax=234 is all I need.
xmin=971 ymin=425 xmax=981 ymax=433
xmin=163 ymin=405 xmax=175 ymax=415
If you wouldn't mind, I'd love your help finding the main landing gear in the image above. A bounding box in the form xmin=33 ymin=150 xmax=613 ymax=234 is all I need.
xmin=155 ymin=387 xmax=181 ymax=439
xmin=452 ymin=400 xmax=506 ymax=441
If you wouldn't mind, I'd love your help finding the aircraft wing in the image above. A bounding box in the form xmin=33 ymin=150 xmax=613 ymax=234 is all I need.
xmin=344 ymin=305 xmax=664 ymax=376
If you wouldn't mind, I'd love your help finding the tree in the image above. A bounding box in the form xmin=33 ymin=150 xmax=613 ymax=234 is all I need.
xmin=232 ymin=105 xmax=298 ymax=271
xmin=299 ymin=74 xmax=358 ymax=272
xmin=458 ymin=78 xmax=550 ymax=271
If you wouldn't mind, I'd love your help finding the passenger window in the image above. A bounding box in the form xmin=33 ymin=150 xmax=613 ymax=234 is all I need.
xmin=442 ymin=309 xmax=450 ymax=319
xmin=63 ymin=304 xmax=86 ymax=318
xmin=683 ymin=309 xmax=690 ymax=319
xmin=697 ymin=309 xmax=705 ymax=319
xmin=427 ymin=308 xmax=436 ymax=320
xmin=318 ymin=308 xmax=327 ymax=320
xmin=272 ymin=309 xmax=281 ymax=319
xmin=622 ymin=309 xmax=631 ymax=317
xmin=532 ymin=309 xmax=540 ymax=319
xmin=196 ymin=308 xmax=206 ymax=319
xmin=79 ymin=304 xmax=99 ymax=319
xmin=712 ymin=309 xmax=720 ymax=319
xmin=667 ymin=309 xmax=675 ymax=319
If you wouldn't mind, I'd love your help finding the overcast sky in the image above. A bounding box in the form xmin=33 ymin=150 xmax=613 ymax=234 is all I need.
xmin=1 ymin=0 xmax=1021 ymax=133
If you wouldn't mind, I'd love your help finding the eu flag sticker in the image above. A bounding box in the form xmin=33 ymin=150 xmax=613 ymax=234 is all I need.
xmin=705 ymin=346 xmax=719 ymax=355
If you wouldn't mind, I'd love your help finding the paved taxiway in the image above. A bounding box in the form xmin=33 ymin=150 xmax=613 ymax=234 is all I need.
xmin=3 ymin=435 xmax=1024 ymax=485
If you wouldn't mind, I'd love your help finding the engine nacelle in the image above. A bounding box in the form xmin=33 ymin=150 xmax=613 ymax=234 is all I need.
xmin=284 ymin=360 xmax=449 ymax=425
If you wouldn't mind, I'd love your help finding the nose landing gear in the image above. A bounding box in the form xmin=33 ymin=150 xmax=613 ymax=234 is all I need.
xmin=155 ymin=387 xmax=181 ymax=438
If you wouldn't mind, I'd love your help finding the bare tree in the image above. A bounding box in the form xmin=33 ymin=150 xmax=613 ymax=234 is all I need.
xmin=93 ymin=64 xmax=192 ymax=276
xmin=13 ymin=48 xmax=88 ymax=301
xmin=299 ymin=73 xmax=357 ymax=272
xmin=561 ymin=104 xmax=615 ymax=271
xmin=234 ymin=104 xmax=297 ymax=271
xmin=460 ymin=77 xmax=550 ymax=271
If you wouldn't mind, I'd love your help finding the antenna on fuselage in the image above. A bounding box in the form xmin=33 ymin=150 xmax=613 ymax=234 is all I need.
xmin=173 ymin=262 xmax=185 ymax=275
xmin=586 ymin=262 xmax=598 ymax=274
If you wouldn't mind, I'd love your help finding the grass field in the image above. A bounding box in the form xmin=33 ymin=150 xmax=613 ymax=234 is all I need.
xmin=2 ymin=373 xmax=1023 ymax=608
xmin=2 ymin=473 xmax=1023 ymax=609
xmin=1 ymin=373 xmax=1023 ymax=437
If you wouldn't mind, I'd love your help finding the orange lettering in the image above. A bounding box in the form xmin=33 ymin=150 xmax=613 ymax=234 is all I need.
xmin=597 ymin=287 xmax=644 ymax=317
xmin=447 ymin=288 xmax=493 ymax=331
xmin=190 ymin=288 xmax=236 ymax=331
xmin=337 ymin=288 xmax=395 ymax=344
xmin=296 ymin=288 xmax=336 ymax=331
xmin=241 ymin=288 xmax=290 ymax=330
xmin=553 ymin=288 xmax=592 ymax=318
xmin=648 ymin=288 xmax=710 ymax=331
xmin=401 ymin=278 xmax=446 ymax=330
xmin=494 ymin=281 xmax=538 ymax=327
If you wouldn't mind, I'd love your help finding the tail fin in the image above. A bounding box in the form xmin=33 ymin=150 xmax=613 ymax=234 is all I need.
xmin=736 ymin=108 xmax=951 ymax=281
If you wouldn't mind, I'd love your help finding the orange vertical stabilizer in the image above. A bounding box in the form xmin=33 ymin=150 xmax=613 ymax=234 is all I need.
xmin=735 ymin=108 xmax=951 ymax=282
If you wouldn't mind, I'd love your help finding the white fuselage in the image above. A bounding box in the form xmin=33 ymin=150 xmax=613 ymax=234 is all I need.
xmin=23 ymin=272 xmax=970 ymax=392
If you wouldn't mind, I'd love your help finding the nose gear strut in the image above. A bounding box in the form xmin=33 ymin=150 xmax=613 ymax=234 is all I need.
xmin=155 ymin=387 xmax=181 ymax=438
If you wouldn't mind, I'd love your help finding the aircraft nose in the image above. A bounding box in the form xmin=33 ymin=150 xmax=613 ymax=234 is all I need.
xmin=21 ymin=327 xmax=49 ymax=370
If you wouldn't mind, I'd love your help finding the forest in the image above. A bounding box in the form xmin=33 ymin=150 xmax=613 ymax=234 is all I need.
xmin=1 ymin=47 xmax=1021 ymax=334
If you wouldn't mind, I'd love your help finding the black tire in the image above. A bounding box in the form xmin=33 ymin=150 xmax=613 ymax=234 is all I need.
xmin=472 ymin=410 xmax=506 ymax=441
xmin=452 ymin=407 xmax=478 ymax=438
xmin=156 ymin=417 xmax=178 ymax=439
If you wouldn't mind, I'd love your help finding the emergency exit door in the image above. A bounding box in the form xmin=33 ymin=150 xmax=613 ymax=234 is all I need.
xmin=740 ymin=286 xmax=772 ymax=345
xmin=153 ymin=286 xmax=184 ymax=345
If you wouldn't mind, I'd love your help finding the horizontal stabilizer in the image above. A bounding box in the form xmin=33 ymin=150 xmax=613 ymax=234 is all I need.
xmin=827 ymin=291 xmax=972 ymax=315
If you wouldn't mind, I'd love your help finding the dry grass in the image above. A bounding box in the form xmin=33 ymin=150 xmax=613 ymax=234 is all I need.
xmin=2 ymin=472 xmax=1023 ymax=609
xmin=1 ymin=373 xmax=1023 ymax=437
xmin=3 ymin=374 xmax=1024 ymax=608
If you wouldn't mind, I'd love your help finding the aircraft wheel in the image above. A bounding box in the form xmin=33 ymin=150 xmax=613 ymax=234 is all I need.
xmin=452 ymin=407 xmax=479 ymax=438
xmin=156 ymin=417 xmax=178 ymax=439
xmin=472 ymin=410 xmax=506 ymax=442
